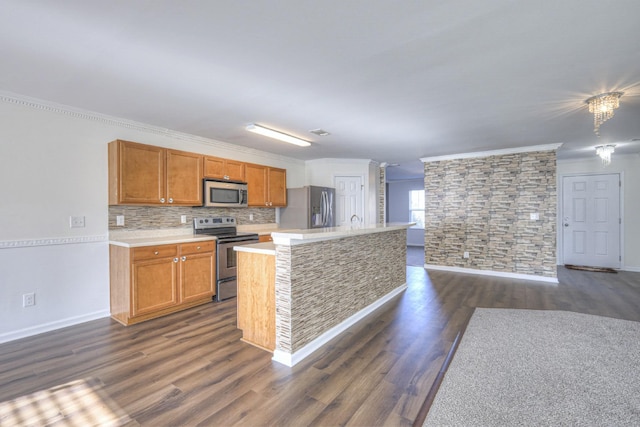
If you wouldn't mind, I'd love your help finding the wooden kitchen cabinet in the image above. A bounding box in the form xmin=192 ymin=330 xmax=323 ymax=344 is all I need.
xmin=237 ymin=251 xmax=276 ymax=351
xmin=245 ymin=163 xmax=287 ymax=207
xmin=204 ymin=156 xmax=245 ymax=181
xmin=110 ymin=241 xmax=216 ymax=326
xmin=258 ymin=234 xmax=273 ymax=243
xmin=131 ymin=248 xmax=179 ymax=317
xmin=180 ymin=242 xmax=216 ymax=303
xmin=109 ymin=139 xmax=203 ymax=206
xmin=166 ymin=149 xmax=204 ymax=205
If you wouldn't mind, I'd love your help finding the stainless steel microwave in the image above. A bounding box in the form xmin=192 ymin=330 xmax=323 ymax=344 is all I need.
xmin=203 ymin=179 xmax=248 ymax=207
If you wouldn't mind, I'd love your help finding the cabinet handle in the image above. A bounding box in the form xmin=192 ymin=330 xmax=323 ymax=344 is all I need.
xmin=169 ymin=198 xmax=173 ymax=203
xmin=196 ymin=246 xmax=201 ymax=250
xmin=224 ymin=175 xmax=229 ymax=180
xmin=173 ymin=257 xmax=179 ymax=263
xmin=160 ymin=198 xmax=165 ymax=203
xmin=181 ymin=256 xmax=187 ymax=261
xmin=154 ymin=251 xmax=159 ymax=255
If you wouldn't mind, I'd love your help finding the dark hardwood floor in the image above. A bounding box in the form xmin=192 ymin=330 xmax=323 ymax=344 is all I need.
xmin=1 ymin=266 xmax=639 ymax=426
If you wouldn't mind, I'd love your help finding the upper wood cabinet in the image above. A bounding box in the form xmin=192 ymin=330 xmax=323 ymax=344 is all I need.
xmin=166 ymin=149 xmax=203 ymax=205
xmin=204 ymin=156 xmax=245 ymax=182
xmin=109 ymin=140 xmax=203 ymax=206
xmin=245 ymin=163 xmax=287 ymax=207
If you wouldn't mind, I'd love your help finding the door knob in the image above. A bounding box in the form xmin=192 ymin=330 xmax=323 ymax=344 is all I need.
xmin=564 ymin=223 xmax=569 ymax=227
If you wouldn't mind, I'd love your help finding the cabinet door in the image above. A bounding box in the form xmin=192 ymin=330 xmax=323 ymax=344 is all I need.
xmin=245 ymin=163 xmax=268 ymax=207
xmin=132 ymin=257 xmax=178 ymax=317
xmin=204 ymin=157 xmax=245 ymax=181
xmin=113 ymin=140 xmax=165 ymax=205
xmin=258 ymin=234 xmax=273 ymax=243
xmin=203 ymin=156 xmax=225 ymax=179
xmin=225 ymin=160 xmax=246 ymax=181
xmin=268 ymin=167 xmax=287 ymax=207
xmin=180 ymin=242 xmax=216 ymax=302
xmin=166 ymin=149 xmax=203 ymax=205
xmin=181 ymin=252 xmax=215 ymax=302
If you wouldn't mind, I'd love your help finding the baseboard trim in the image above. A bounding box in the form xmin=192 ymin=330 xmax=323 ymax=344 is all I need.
xmin=425 ymin=264 xmax=558 ymax=284
xmin=623 ymin=266 xmax=640 ymax=272
xmin=0 ymin=310 xmax=110 ymax=344
xmin=272 ymin=283 xmax=408 ymax=367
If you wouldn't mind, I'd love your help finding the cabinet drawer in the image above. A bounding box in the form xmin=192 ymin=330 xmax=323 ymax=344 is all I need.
xmin=133 ymin=245 xmax=178 ymax=261
xmin=181 ymin=241 xmax=215 ymax=255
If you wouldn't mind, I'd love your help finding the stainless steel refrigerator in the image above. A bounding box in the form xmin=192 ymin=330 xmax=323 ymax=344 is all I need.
xmin=279 ymin=186 xmax=336 ymax=229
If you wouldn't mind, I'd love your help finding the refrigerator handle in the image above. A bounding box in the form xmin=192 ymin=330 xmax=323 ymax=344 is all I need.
xmin=321 ymin=191 xmax=327 ymax=225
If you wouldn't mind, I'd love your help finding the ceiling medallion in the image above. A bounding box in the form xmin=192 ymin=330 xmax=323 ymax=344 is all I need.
xmin=585 ymin=92 xmax=623 ymax=136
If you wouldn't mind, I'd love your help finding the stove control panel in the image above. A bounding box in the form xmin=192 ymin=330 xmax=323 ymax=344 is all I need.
xmin=193 ymin=216 xmax=236 ymax=229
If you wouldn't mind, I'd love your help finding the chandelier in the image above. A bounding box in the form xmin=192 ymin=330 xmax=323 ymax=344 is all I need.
xmin=585 ymin=92 xmax=623 ymax=136
xmin=595 ymin=144 xmax=615 ymax=166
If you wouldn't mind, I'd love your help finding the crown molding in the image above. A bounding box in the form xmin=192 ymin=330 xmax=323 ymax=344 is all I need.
xmin=0 ymin=91 xmax=305 ymax=166
xmin=420 ymin=143 xmax=563 ymax=163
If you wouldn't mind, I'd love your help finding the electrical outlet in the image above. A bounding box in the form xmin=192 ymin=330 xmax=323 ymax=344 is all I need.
xmin=463 ymin=251 xmax=470 ymax=259
xmin=530 ymin=212 xmax=539 ymax=221
xmin=181 ymin=215 xmax=187 ymax=224
xmin=116 ymin=215 xmax=125 ymax=226
xmin=23 ymin=293 xmax=35 ymax=307
xmin=249 ymin=213 xmax=254 ymax=221
xmin=69 ymin=216 xmax=85 ymax=228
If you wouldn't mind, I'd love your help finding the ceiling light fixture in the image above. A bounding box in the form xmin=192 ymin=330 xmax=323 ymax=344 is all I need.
xmin=585 ymin=92 xmax=623 ymax=136
xmin=309 ymin=129 xmax=330 ymax=136
xmin=595 ymin=144 xmax=615 ymax=165
xmin=246 ymin=123 xmax=311 ymax=147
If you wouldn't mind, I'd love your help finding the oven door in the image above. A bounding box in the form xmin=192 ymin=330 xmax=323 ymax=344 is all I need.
xmin=216 ymin=237 xmax=259 ymax=301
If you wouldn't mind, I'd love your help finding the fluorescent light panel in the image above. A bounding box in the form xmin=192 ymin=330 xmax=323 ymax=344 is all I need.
xmin=246 ymin=123 xmax=311 ymax=147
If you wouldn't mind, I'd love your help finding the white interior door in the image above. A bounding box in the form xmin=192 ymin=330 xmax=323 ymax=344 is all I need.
xmin=562 ymin=174 xmax=621 ymax=268
xmin=335 ymin=176 xmax=363 ymax=226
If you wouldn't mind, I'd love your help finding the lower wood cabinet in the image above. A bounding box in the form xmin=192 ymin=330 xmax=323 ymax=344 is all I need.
xmin=110 ymin=241 xmax=215 ymax=326
xmin=236 ymin=251 xmax=276 ymax=351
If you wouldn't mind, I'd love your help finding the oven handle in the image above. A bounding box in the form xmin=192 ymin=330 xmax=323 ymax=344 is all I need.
xmin=217 ymin=236 xmax=260 ymax=244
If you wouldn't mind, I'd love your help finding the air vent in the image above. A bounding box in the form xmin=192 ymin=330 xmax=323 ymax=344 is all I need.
xmin=309 ymin=129 xmax=331 ymax=136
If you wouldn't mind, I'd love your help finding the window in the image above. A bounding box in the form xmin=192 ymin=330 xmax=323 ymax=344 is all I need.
xmin=409 ymin=189 xmax=425 ymax=228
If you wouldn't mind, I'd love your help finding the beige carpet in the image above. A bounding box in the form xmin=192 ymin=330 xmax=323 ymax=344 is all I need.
xmin=0 ymin=377 xmax=133 ymax=426
xmin=425 ymin=308 xmax=640 ymax=426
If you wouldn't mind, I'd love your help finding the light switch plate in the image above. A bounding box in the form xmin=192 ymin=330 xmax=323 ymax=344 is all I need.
xmin=116 ymin=215 xmax=125 ymax=226
xmin=530 ymin=213 xmax=539 ymax=221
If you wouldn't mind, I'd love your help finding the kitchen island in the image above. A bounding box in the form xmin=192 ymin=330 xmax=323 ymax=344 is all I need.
xmin=235 ymin=223 xmax=412 ymax=366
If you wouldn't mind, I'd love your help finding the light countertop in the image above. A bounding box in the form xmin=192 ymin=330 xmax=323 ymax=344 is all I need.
xmin=234 ymin=242 xmax=276 ymax=255
xmin=271 ymin=222 xmax=414 ymax=245
xmin=109 ymin=228 xmax=216 ymax=248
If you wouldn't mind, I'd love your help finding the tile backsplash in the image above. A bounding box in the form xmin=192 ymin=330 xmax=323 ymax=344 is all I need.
xmin=108 ymin=206 xmax=275 ymax=231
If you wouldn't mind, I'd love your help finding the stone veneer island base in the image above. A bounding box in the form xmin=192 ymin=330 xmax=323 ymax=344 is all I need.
xmin=235 ymin=223 xmax=412 ymax=367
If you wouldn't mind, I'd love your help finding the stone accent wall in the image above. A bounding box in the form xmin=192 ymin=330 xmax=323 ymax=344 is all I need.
xmin=424 ymin=150 xmax=557 ymax=277
xmin=379 ymin=166 xmax=386 ymax=224
xmin=108 ymin=206 xmax=275 ymax=230
xmin=275 ymin=229 xmax=406 ymax=353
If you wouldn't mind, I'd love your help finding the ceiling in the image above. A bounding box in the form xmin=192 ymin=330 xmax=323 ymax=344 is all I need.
xmin=2 ymin=1 xmax=640 ymax=180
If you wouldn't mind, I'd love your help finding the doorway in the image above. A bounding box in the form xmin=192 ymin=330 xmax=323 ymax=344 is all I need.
xmin=334 ymin=176 xmax=363 ymax=226
xmin=562 ymin=173 xmax=621 ymax=268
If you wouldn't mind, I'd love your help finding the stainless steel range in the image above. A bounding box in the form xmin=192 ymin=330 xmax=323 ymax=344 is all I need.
xmin=193 ymin=217 xmax=259 ymax=301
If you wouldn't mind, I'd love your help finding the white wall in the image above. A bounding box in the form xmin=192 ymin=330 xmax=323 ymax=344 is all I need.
xmin=0 ymin=94 xmax=306 ymax=343
xmin=304 ymin=158 xmax=380 ymax=224
xmin=557 ymin=154 xmax=640 ymax=271
xmin=387 ymin=179 xmax=424 ymax=246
